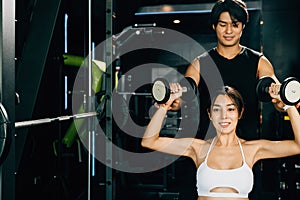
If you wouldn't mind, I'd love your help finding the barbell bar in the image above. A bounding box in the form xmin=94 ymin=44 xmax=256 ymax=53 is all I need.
xmin=15 ymin=111 xmax=98 ymax=129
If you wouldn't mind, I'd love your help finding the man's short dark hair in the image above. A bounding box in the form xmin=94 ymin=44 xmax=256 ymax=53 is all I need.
xmin=211 ymin=0 xmax=249 ymax=26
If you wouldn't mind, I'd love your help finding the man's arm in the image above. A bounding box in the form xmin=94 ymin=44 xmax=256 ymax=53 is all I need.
xmin=185 ymin=58 xmax=201 ymax=85
xmin=257 ymin=55 xmax=279 ymax=83
xmin=170 ymin=58 xmax=201 ymax=111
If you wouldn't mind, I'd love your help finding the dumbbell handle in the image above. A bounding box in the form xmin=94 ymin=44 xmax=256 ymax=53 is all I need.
xmin=171 ymin=87 xmax=187 ymax=93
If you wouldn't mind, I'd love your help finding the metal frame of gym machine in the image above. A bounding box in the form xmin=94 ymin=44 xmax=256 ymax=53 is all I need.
xmin=81 ymin=0 xmax=113 ymax=199
xmin=0 ymin=0 xmax=114 ymax=199
xmin=0 ymin=0 xmax=16 ymax=199
xmin=104 ymin=0 xmax=113 ymax=199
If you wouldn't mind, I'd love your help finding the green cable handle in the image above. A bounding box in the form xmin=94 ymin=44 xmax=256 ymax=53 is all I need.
xmin=62 ymin=54 xmax=106 ymax=148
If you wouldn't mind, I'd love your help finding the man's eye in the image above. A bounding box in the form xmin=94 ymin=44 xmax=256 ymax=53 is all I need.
xmin=233 ymin=22 xmax=240 ymax=27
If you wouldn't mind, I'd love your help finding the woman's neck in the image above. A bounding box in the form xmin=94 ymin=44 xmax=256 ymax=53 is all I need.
xmin=215 ymin=134 xmax=239 ymax=147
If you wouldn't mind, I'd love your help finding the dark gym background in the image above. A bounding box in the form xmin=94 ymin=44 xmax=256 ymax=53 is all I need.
xmin=0 ymin=0 xmax=299 ymax=200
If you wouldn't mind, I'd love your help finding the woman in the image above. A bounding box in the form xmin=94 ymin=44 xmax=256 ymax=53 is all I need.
xmin=142 ymin=83 xmax=300 ymax=200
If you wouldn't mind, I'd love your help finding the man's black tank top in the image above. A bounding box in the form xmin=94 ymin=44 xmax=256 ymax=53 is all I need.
xmin=197 ymin=46 xmax=263 ymax=139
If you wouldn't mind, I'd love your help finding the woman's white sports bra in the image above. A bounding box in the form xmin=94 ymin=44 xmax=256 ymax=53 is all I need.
xmin=196 ymin=137 xmax=254 ymax=198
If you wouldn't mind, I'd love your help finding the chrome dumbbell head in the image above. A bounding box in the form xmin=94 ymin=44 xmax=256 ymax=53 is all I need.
xmin=280 ymin=77 xmax=300 ymax=105
xmin=256 ymin=76 xmax=300 ymax=105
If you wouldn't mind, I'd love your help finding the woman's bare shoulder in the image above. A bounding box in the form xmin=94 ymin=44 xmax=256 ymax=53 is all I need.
xmin=192 ymin=138 xmax=213 ymax=165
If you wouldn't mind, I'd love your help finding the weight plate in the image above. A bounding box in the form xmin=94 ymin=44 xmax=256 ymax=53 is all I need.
xmin=256 ymin=76 xmax=275 ymax=102
xmin=281 ymin=77 xmax=300 ymax=105
xmin=152 ymin=78 xmax=170 ymax=104
xmin=0 ymin=103 xmax=11 ymax=166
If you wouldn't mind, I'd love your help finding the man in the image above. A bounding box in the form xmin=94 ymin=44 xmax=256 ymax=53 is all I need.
xmin=173 ymin=0 xmax=283 ymax=140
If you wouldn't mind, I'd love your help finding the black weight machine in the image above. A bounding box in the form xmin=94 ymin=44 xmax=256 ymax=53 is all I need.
xmin=111 ymin=24 xmax=185 ymax=200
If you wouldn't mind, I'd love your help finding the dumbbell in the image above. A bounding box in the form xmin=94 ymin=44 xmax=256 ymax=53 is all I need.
xmin=256 ymin=76 xmax=300 ymax=105
xmin=151 ymin=77 xmax=197 ymax=104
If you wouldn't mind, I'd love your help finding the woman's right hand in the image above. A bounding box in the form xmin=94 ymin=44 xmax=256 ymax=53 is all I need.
xmin=155 ymin=82 xmax=183 ymax=111
xmin=269 ymin=83 xmax=286 ymax=110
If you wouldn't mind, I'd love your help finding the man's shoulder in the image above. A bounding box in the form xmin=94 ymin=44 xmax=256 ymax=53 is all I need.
xmin=243 ymin=46 xmax=263 ymax=57
xmin=196 ymin=48 xmax=215 ymax=59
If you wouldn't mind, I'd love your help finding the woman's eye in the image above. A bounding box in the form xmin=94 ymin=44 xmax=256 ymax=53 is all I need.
xmin=213 ymin=108 xmax=220 ymax=112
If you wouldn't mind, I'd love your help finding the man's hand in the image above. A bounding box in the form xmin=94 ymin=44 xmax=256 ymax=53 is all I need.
xmin=169 ymin=98 xmax=182 ymax=111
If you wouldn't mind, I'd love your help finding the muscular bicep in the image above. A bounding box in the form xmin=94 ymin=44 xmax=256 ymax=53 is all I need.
xmin=257 ymin=56 xmax=280 ymax=83
xmin=185 ymin=58 xmax=200 ymax=86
